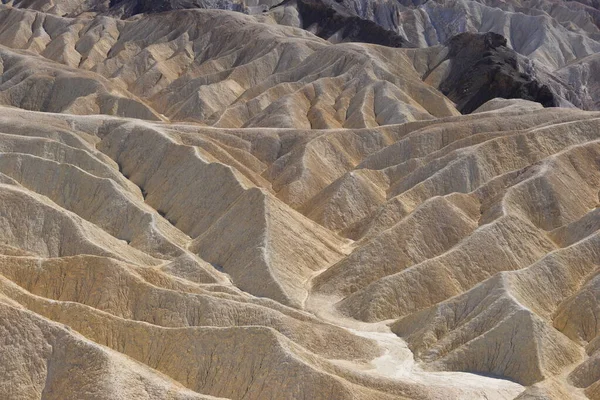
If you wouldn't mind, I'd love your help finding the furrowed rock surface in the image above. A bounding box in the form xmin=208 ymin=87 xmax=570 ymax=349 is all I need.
xmin=0 ymin=3 xmax=599 ymax=400
xmin=0 ymin=6 xmax=457 ymax=128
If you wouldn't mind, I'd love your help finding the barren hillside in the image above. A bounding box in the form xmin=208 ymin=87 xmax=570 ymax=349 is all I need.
xmin=0 ymin=1 xmax=599 ymax=399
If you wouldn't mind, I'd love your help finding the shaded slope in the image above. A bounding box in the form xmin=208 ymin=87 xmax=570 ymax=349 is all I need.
xmin=415 ymin=32 xmax=559 ymax=113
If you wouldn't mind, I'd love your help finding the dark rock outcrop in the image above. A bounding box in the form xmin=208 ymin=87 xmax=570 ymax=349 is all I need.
xmin=106 ymin=0 xmax=244 ymax=18
xmin=437 ymin=33 xmax=558 ymax=113
xmin=291 ymin=0 xmax=414 ymax=47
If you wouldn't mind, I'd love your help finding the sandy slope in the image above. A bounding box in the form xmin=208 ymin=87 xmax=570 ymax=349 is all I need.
xmin=0 ymin=101 xmax=598 ymax=399
xmin=0 ymin=4 xmax=599 ymax=400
